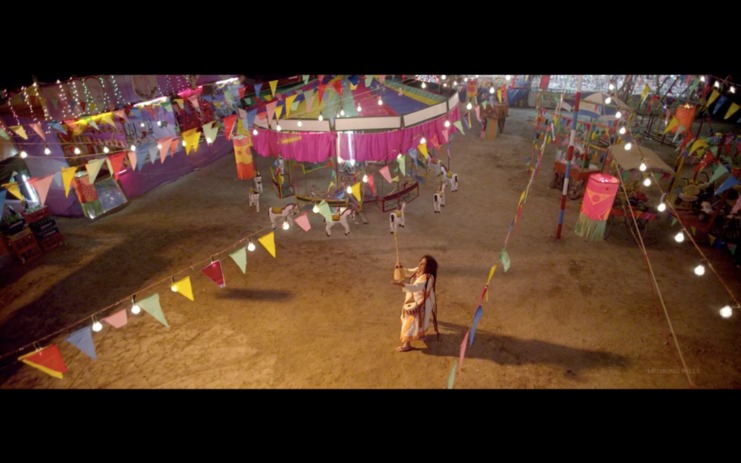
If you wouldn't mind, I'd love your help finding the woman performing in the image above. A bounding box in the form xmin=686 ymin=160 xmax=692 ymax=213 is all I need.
xmin=391 ymin=255 xmax=438 ymax=352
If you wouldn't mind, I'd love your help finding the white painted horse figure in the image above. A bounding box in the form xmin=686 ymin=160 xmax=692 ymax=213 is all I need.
xmin=269 ymin=203 xmax=299 ymax=229
xmin=254 ymin=171 xmax=263 ymax=193
xmin=433 ymin=180 xmax=446 ymax=213
xmin=439 ymin=163 xmax=459 ymax=192
xmin=325 ymin=206 xmax=355 ymax=236
xmin=248 ymin=188 xmax=260 ymax=213
xmin=389 ymin=201 xmax=407 ymax=233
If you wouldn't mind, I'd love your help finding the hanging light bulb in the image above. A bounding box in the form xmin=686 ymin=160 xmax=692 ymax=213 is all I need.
xmin=700 ymin=76 xmax=706 ymax=82
xmin=44 ymin=146 xmax=51 ymax=155
xmin=282 ymin=221 xmax=290 ymax=230
xmin=157 ymin=120 xmax=162 ymax=127
xmin=92 ymin=320 xmax=103 ymax=332
xmin=276 ymin=124 xmax=282 ymax=132
xmin=619 ymin=126 xmax=626 ymax=135
xmin=489 ymin=87 xmax=495 ymax=94
xmin=466 ymin=102 xmax=473 ymax=110
xmin=170 ymin=278 xmax=178 ymax=292
xmin=130 ymin=144 xmax=137 ymax=151
xmin=206 ymin=137 xmax=212 ymax=144
xmin=182 ymin=140 xmax=187 ymax=147
xmin=19 ymin=150 xmax=28 ymax=158
xmin=444 ymin=120 xmax=451 ymax=128
xmin=475 ymin=75 xmax=479 ymax=78
xmin=639 ymin=161 xmax=647 ymax=171
xmin=318 ymin=114 xmax=324 ymax=121
xmin=731 ymin=86 xmax=736 ymax=94
xmin=131 ymin=297 xmax=141 ymax=315
xmin=643 ymin=177 xmax=651 ymax=187
xmin=452 ymin=80 xmax=457 ymax=86
xmin=340 ymin=109 xmax=345 ymax=117
xmin=442 ymin=83 xmax=447 ymax=87
xmin=103 ymin=146 xmax=110 ymax=154
xmin=397 ymin=153 xmax=403 ymax=160
xmin=74 ymin=147 xmax=81 ymax=155
xmin=297 ymin=121 xmax=303 ymax=127
xmin=421 ymin=82 xmax=427 ymax=89
xmin=157 ymin=143 xmax=162 ymax=150
xmin=140 ymin=122 xmax=145 ymax=128
xmin=615 ymin=111 xmax=622 ymax=119
xmin=420 ymin=136 xmax=426 ymax=144
xmin=441 ymin=75 xmax=447 ymax=80
xmin=657 ymin=202 xmax=666 ymax=212
xmin=714 ymin=81 xmax=720 ymax=88
xmin=362 ymin=174 xmax=368 ymax=183
xmin=312 ymin=204 xmax=319 ymax=213
xmin=625 ymin=142 xmax=633 ymax=151
xmin=693 ymin=264 xmax=706 ymax=276
xmin=357 ymin=104 xmax=362 ymax=112
xmin=505 ymin=75 xmax=511 ymax=81
xmin=247 ymin=240 xmax=256 ymax=252
xmin=346 ymin=186 xmax=352 ymax=194
xmin=674 ymin=231 xmax=685 ymax=243
xmin=464 ymin=77 xmax=468 ymax=82
xmin=608 ymin=83 xmax=615 ymax=91
xmin=605 ymin=96 xmax=612 ymax=104
xmin=252 ymin=128 xmax=258 ymax=136
xmin=377 ymin=98 xmax=383 ymax=106
xmin=719 ymin=305 xmax=733 ymax=318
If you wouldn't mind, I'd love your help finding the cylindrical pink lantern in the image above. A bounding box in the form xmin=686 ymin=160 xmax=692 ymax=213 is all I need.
xmin=574 ymin=173 xmax=620 ymax=241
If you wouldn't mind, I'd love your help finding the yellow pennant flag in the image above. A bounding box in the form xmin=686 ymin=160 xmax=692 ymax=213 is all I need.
xmin=173 ymin=276 xmax=194 ymax=301
xmin=2 ymin=182 xmax=23 ymax=200
xmin=706 ymin=89 xmax=720 ymax=108
xmin=641 ymin=83 xmax=650 ymax=101
xmin=259 ymin=231 xmax=276 ymax=258
xmin=269 ymin=80 xmax=278 ymax=97
xmin=61 ymin=166 xmax=78 ymax=197
xmin=284 ymin=94 xmax=297 ymax=118
xmin=11 ymin=126 xmax=28 ymax=140
xmin=663 ymin=116 xmax=679 ymax=134
xmin=391 ymin=175 xmax=399 ymax=182
xmin=86 ymin=158 xmax=105 ymax=184
xmin=690 ymin=225 xmax=696 ymax=236
xmin=275 ymin=104 xmax=283 ymax=120
xmin=725 ymin=102 xmax=740 ymax=120
xmin=518 ymin=190 xmax=526 ymax=206
xmin=182 ymin=128 xmax=201 ymax=155
xmin=486 ymin=264 xmax=497 ymax=284
xmin=497 ymin=89 xmax=502 ymax=103
xmin=417 ymin=143 xmax=428 ymax=159
xmin=263 ymin=95 xmax=272 ymax=102
xmin=100 ymin=112 xmax=116 ymax=127
xmin=708 ymin=234 xmax=716 ymax=246
xmin=351 ymin=182 xmax=361 ymax=202
xmin=689 ymin=138 xmax=708 ymax=155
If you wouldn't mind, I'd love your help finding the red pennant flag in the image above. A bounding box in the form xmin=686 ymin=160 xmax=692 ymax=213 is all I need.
xmin=170 ymin=138 xmax=180 ymax=156
xmin=238 ymin=86 xmax=246 ymax=99
xmin=30 ymin=122 xmax=46 ymax=141
xmin=429 ymin=133 xmax=440 ymax=150
xmin=19 ymin=344 xmax=68 ymax=379
xmin=332 ymin=79 xmax=343 ymax=96
xmin=317 ymin=83 xmax=326 ymax=104
xmin=223 ymin=114 xmax=237 ymax=140
xmin=201 ymin=260 xmax=225 ymax=288
xmin=679 ymin=133 xmax=695 ymax=153
xmin=107 ymin=151 xmax=126 ymax=180
xmin=367 ymin=174 xmax=376 ymax=195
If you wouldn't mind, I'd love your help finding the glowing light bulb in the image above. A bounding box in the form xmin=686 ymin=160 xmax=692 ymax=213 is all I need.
xmin=421 ymin=82 xmax=427 ymax=89
xmin=657 ymin=202 xmax=666 ymax=212
xmin=505 ymin=75 xmax=511 ymax=81
xmin=441 ymin=75 xmax=447 ymax=80
xmin=297 ymin=121 xmax=303 ymax=127
xmin=357 ymin=104 xmax=362 ymax=112
xmin=103 ymin=146 xmax=109 ymax=154
xmin=182 ymin=140 xmax=187 ymax=147
xmin=466 ymin=102 xmax=473 ymax=110
xmin=346 ymin=186 xmax=352 ymax=194
xmin=252 ymin=128 xmax=258 ymax=136
xmin=731 ymin=86 xmax=736 ymax=94
xmin=605 ymin=96 xmax=612 ymax=104
xmin=619 ymin=126 xmax=626 ymax=135
xmin=615 ymin=111 xmax=622 ymax=119
xmin=206 ymin=137 xmax=212 ymax=144
xmin=700 ymin=76 xmax=706 ymax=82
xmin=131 ymin=303 xmax=141 ymax=315
xmin=625 ymin=142 xmax=633 ymax=151
xmin=140 ymin=122 xmax=145 ymax=128
xmin=444 ymin=120 xmax=451 ymax=128
xmin=44 ymin=146 xmax=51 ymax=155
xmin=475 ymin=75 xmax=479 ymax=78
xmin=714 ymin=81 xmax=720 ymax=88
xmin=340 ymin=109 xmax=345 ymax=117
xmin=247 ymin=241 xmax=256 ymax=252
xmin=312 ymin=204 xmax=319 ymax=213
xmin=362 ymin=174 xmax=368 ymax=183
xmin=171 ymin=283 xmax=178 ymax=292
xmin=693 ymin=264 xmax=706 ymax=276
xmin=608 ymin=83 xmax=615 ymax=91
xmin=643 ymin=178 xmax=651 ymax=187
xmin=157 ymin=120 xmax=162 ymax=127
xmin=639 ymin=161 xmax=646 ymax=171
xmin=282 ymin=221 xmax=290 ymax=230
xmin=130 ymin=145 xmax=136 ymax=151
xmin=92 ymin=321 xmax=103 ymax=332
xmin=420 ymin=137 xmax=426 ymax=144
xmin=489 ymin=87 xmax=495 ymax=94
xmin=74 ymin=147 xmax=81 ymax=155
xmin=377 ymin=98 xmax=383 ymax=106
xmin=157 ymin=143 xmax=162 ymax=150
xmin=19 ymin=150 xmax=27 ymax=158
xmin=318 ymin=114 xmax=324 ymax=121
xmin=276 ymin=124 xmax=282 ymax=131
xmin=443 ymin=83 xmax=447 ymax=87
xmin=464 ymin=77 xmax=468 ymax=82
xmin=397 ymin=153 xmax=403 ymax=160
xmin=720 ymin=305 xmax=733 ymax=318
xmin=453 ymin=81 xmax=457 ymax=86
xmin=674 ymin=231 xmax=685 ymax=243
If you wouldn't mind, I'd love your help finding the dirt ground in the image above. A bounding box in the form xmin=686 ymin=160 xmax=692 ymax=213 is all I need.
xmin=1 ymin=107 xmax=739 ymax=389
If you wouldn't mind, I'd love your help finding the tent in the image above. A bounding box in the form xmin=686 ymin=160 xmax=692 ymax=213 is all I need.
xmin=609 ymin=142 xmax=674 ymax=177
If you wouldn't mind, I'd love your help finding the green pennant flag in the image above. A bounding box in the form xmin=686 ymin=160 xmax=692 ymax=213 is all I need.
xmin=708 ymin=164 xmax=729 ymax=185
xmin=316 ymin=200 xmax=333 ymax=223
xmin=671 ymin=217 xmax=678 ymax=227
xmin=728 ymin=243 xmax=737 ymax=255
xmin=139 ymin=293 xmax=169 ymax=328
xmin=364 ymin=75 xmax=373 ymax=88
xmin=229 ymin=246 xmax=247 ymax=274
xmin=500 ymin=249 xmax=511 ymax=272
xmin=397 ymin=155 xmax=406 ymax=176
xmin=302 ymin=75 xmax=310 ymax=85
xmin=453 ymin=120 xmax=465 ymax=135
xmin=709 ymin=234 xmax=716 ymax=246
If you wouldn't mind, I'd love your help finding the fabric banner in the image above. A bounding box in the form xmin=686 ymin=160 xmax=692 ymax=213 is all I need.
xmin=258 ymin=231 xmax=276 ymax=258
xmin=139 ymin=292 xmax=169 ymax=327
xmin=574 ymin=173 xmax=620 ymax=241
xmin=173 ymin=276 xmax=194 ymax=301
xmin=201 ymin=260 xmax=226 ymax=288
xmin=18 ymin=345 xmax=68 ymax=379
xmin=233 ymin=135 xmax=255 ymax=180
xmin=65 ymin=326 xmax=97 ymax=360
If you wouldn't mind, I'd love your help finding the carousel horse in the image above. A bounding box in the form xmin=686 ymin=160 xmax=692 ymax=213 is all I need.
xmin=439 ymin=163 xmax=459 ymax=192
xmin=389 ymin=201 xmax=407 ymax=233
xmin=269 ymin=203 xmax=299 ymax=229
xmin=248 ymin=188 xmax=260 ymax=213
xmin=433 ymin=180 xmax=446 ymax=213
xmin=325 ymin=207 xmax=355 ymax=236
xmin=254 ymin=171 xmax=263 ymax=193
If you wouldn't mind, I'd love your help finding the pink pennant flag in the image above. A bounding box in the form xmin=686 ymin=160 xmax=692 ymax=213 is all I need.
xmin=158 ymin=137 xmax=172 ymax=163
xmin=107 ymin=151 xmax=126 ymax=180
xmin=188 ymin=95 xmax=201 ymax=112
xmin=113 ymin=109 xmax=128 ymax=121
xmin=30 ymin=174 xmax=54 ymax=206
xmin=459 ymin=330 xmax=470 ymax=373
xmin=474 ymin=104 xmax=481 ymax=122
xmin=294 ymin=212 xmax=311 ymax=232
xmin=29 ymin=122 xmax=46 ymax=141
xmin=170 ymin=137 xmax=180 ymax=156
xmin=378 ymin=75 xmax=386 ymax=83
xmin=103 ymin=309 xmax=128 ymax=328
xmin=266 ymin=101 xmax=277 ymax=121
xmin=367 ymin=174 xmax=376 ymax=195
xmin=223 ymin=114 xmax=237 ymax=140
xmin=201 ymin=260 xmax=225 ymax=288
xmin=127 ymin=150 xmax=138 ymax=171
xmin=429 ymin=133 xmax=440 ymax=150
xmin=379 ymin=165 xmax=392 ymax=184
